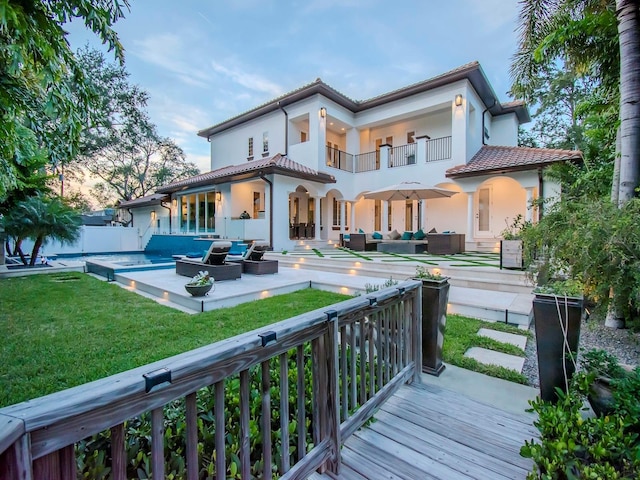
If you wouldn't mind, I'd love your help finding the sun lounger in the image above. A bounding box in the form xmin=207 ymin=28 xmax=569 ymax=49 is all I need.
xmin=176 ymin=241 xmax=242 ymax=281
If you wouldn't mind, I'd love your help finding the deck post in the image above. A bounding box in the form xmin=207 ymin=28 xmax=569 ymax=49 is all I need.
xmin=412 ymin=286 xmax=423 ymax=384
xmin=324 ymin=310 xmax=341 ymax=475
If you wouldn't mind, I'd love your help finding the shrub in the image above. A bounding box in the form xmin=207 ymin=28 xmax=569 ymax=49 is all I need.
xmin=521 ymin=353 xmax=640 ymax=479
xmin=77 ymin=344 xmax=376 ymax=478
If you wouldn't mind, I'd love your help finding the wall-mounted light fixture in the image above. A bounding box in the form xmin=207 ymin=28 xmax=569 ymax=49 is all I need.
xmin=320 ymin=107 xmax=327 ymax=118
xmin=455 ymin=94 xmax=463 ymax=107
xmin=216 ymin=192 xmax=222 ymax=202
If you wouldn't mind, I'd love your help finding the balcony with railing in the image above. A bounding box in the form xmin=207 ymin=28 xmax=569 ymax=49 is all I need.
xmin=325 ymin=136 xmax=452 ymax=173
xmin=325 ymin=146 xmax=354 ymax=172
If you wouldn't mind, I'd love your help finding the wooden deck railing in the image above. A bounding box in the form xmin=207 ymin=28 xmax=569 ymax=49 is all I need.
xmin=0 ymin=281 xmax=422 ymax=480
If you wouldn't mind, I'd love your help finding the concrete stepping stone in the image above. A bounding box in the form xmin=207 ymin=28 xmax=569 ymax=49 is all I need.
xmin=478 ymin=328 xmax=527 ymax=350
xmin=464 ymin=347 xmax=525 ymax=373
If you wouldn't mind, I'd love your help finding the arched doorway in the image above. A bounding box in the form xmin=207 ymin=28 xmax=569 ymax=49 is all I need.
xmin=288 ymin=186 xmax=316 ymax=239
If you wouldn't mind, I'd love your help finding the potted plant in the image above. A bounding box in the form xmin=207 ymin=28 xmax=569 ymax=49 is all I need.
xmin=184 ymin=270 xmax=214 ymax=297
xmin=499 ymin=214 xmax=530 ymax=269
xmin=580 ymin=349 xmax=628 ymax=417
xmin=413 ymin=266 xmax=449 ymax=376
xmin=532 ymin=279 xmax=584 ymax=402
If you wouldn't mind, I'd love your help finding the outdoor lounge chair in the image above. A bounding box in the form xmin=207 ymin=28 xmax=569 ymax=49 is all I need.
xmin=241 ymin=241 xmax=278 ymax=274
xmin=176 ymin=241 xmax=242 ymax=281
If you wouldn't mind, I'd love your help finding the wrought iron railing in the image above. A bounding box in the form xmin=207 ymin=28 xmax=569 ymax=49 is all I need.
xmin=426 ymin=135 xmax=452 ymax=162
xmin=325 ymin=146 xmax=354 ymax=172
xmin=389 ymin=143 xmax=418 ymax=168
xmin=354 ymin=151 xmax=379 ymax=172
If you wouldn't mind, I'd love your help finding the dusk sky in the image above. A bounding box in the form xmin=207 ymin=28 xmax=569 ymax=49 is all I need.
xmin=66 ymin=0 xmax=523 ymax=174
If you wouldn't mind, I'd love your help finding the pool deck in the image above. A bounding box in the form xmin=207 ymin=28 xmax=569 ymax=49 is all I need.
xmin=111 ymin=253 xmax=533 ymax=327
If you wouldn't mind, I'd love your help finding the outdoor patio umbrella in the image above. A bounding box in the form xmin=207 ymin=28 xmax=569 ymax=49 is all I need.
xmin=363 ymin=181 xmax=458 ymax=201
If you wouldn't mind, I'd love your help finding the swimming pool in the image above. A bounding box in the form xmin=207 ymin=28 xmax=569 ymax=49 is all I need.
xmin=57 ymin=252 xmax=176 ymax=265
xmin=57 ymin=252 xmax=176 ymax=280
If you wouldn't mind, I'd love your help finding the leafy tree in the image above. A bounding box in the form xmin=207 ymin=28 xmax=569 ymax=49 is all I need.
xmin=73 ymin=48 xmax=200 ymax=205
xmin=512 ymin=0 xmax=640 ymax=325
xmin=0 ymin=0 xmax=129 ymax=202
xmin=2 ymin=195 xmax=82 ymax=266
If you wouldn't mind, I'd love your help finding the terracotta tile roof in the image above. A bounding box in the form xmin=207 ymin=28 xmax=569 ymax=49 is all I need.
xmin=446 ymin=145 xmax=582 ymax=178
xmin=118 ymin=193 xmax=169 ymax=208
xmin=156 ymin=154 xmax=335 ymax=194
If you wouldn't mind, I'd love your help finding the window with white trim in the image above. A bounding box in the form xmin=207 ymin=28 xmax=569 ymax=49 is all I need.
xmin=248 ymin=137 xmax=254 ymax=158
xmin=263 ymin=132 xmax=269 ymax=154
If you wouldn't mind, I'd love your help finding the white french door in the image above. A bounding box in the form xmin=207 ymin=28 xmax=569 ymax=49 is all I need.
xmin=475 ymin=187 xmax=492 ymax=237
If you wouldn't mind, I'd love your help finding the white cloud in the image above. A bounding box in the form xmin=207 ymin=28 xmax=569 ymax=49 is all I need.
xmin=132 ymin=33 xmax=212 ymax=89
xmin=210 ymin=60 xmax=284 ymax=97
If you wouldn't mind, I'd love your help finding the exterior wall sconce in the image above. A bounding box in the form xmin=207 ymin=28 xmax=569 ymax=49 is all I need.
xmin=320 ymin=107 xmax=327 ymax=118
xmin=455 ymin=94 xmax=463 ymax=107
xmin=216 ymin=192 xmax=222 ymax=202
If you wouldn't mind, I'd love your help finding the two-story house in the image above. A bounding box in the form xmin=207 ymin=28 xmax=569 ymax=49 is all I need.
xmin=123 ymin=61 xmax=581 ymax=252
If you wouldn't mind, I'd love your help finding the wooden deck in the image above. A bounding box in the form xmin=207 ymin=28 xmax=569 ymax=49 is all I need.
xmin=310 ymin=382 xmax=538 ymax=480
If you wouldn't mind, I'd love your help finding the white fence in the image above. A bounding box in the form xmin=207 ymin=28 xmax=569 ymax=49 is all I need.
xmin=18 ymin=226 xmax=141 ymax=256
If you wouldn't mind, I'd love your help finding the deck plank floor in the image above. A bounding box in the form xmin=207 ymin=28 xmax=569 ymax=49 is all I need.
xmin=311 ymin=382 xmax=537 ymax=480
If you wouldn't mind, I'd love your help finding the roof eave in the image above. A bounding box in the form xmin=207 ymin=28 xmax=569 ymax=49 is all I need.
xmin=156 ymin=166 xmax=335 ymax=194
xmin=446 ymin=157 xmax=581 ymax=179
xmin=198 ymin=62 xmax=532 ymax=138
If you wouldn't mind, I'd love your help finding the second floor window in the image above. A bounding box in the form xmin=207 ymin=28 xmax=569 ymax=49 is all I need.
xmin=263 ymin=132 xmax=269 ymax=154
xmin=248 ymin=137 xmax=254 ymax=158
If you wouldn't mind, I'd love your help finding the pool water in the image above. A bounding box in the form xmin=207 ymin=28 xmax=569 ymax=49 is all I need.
xmin=58 ymin=253 xmax=175 ymax=266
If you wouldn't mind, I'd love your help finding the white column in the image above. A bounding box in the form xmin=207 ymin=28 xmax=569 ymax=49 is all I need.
xmin=525 ymin=188 xmax=534 ymax=222
xmin=413 ymin=200 xmax=418 ymax=231
xmin=420 ymin=200 xmax=427 ymax=231
xmin=416 ymin=135 xmax=428 ymax=164
xmin=466 ymin=192 xmax=474 ymax=239
xmin=349 ymin=201 xmax=356 ymax=232
xmin=340 ymin=200 xmax=346 ymax=234
xmin=383 ymin=201 xmax=389 ymax=232
xmin=380 ymin=144 xmax=391 ymax=169
xmin=314 ymin=196 xmax=322 ymax=240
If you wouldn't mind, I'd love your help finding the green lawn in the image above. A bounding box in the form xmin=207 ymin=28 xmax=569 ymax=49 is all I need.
xmin=444 ymin=314 xmax=530 ymax=384
xmin=0 ymin=273 xmax=351 ymax=407
xmin=0 ymin=272 xmax=530 ymax=408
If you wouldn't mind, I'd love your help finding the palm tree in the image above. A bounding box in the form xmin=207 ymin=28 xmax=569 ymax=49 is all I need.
xmin=2 ymin=195 xmax=81 ymax=266
xmin=511 ymin=0 xmax=640 ymax=327
xmin=617 ymin=0 xmax=640 ymax=203
xmin=511 ymin=0 xmax=639 ymax=202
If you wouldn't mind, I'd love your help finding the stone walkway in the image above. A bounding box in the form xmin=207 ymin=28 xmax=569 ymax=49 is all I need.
xmin=464 ymin=327 xmax=530 ymax=374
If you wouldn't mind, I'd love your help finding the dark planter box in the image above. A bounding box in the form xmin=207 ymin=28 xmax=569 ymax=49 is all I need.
xmin=416 ymin=277 xmax=450 ymax=376
xmin=533 ymin=293 xmax=584 ymax=402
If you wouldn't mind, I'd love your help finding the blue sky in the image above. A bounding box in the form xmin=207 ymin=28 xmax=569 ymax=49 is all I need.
xmin=67 ymin=0 xmax=522 ymax=173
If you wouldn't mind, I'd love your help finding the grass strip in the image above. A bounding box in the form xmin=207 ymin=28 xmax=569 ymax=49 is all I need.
xmin=0 ymin=273 xmax=350 ymax=407
xmin=443 ymin=314 xmax=529 ymax=384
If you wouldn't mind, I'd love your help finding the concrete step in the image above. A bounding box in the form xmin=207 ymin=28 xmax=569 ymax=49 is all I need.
xmin=270 ymin=254 xmax=533 ymax=294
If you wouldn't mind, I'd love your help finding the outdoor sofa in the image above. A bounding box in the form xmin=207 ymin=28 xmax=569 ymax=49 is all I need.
xmin=346 ymin=229 xmax=465 ymax=255
xmin=175 ymin=241 xmax=242 ymax=281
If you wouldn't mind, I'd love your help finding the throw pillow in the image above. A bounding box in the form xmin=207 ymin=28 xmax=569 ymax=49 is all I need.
xmin=343 ymin=234 xmax=350 ymax=240
xmin=358 ymin=228 xmax=365 ymax=233
xmin=390 ymin=229 xmax=401 ymax=240
xmin=372 ymin=231 xmax=383 ymax=240
xmin=401 ymin=231 xmax=413 ymax=240
xmin=428 ymin=227 xmax=437 ymax=233
xmin=413 ymin=229 xmax=426 ymax=240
